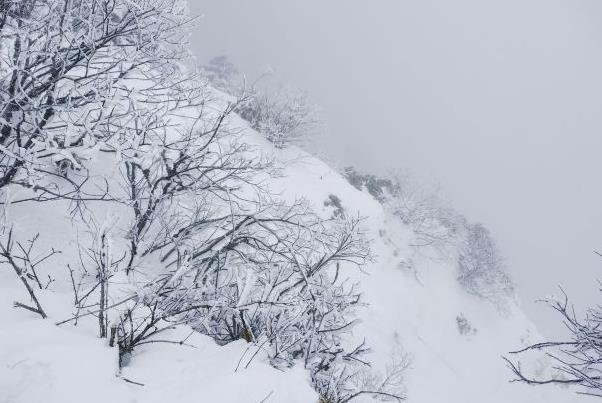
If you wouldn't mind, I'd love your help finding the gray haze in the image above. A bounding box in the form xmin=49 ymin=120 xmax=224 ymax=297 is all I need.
xmin=188 ymin=1 xmax=602 ymax=337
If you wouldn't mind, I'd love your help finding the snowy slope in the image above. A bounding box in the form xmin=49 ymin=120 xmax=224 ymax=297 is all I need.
xmin=0 ymin=272 xmax=316 ymax=403
xmin=0 ymin=159 xmax=317 ymax=403
xmin=1 ymin=90 xmax=575 ymax=403
xmin=237 ymin=117 xmax=575 ymax=402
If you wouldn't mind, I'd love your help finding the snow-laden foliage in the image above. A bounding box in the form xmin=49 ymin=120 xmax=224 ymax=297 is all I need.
xmin=344 ymin=167 xmax=462 ymax=255
xmin=505 ymin=288 xmax=602 ymax=397
xmin=201 ymin=55 xmax=242 ymax=94
xmin=386 ymin=175 xmax=463 ymax=255
xmin=0 ymin=229 xmax=59 ymax=319
xmin=315 ymin=348 xmax=409 ymax=403
xmin=344 ymin=167 xmax=513 ymax=305
xmin=236 ymin=90 xmax=316 ymax=148
xmin=456 ymin=313 xmax=477 ymax=336
xmin=344 ymin=167 xmax=398 ymax=204
xmin=201 ymin=55 xmax=317 ymax=149
xmin=0 ymin=3 xmax=405 ymax=401
xmin=324 ymin=194 xmax=345 ymax=219
xmin=458 ymin=223 xmax=514 ymax=305
xmin=0 ymin=0 xmax=190 ymax=193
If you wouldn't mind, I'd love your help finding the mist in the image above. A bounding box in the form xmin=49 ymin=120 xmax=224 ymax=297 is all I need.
xmin=189 ymin=0 xmax=602 ymax=337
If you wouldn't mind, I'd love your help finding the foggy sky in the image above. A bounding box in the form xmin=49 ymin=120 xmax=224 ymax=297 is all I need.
xmin=188 ymin=1 xmax=602 ymax=337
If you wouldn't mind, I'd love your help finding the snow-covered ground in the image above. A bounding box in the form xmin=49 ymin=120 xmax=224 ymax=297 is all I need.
xmin=260 ymin=132 xmax=575 ymax=402
xmin=1 ymin=93 xmax=576 ymax=403
xmin=0 ymin=271 xmax=316 ymax=403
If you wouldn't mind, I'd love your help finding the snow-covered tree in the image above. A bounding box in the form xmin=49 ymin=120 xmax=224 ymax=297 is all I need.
xmin=201 ymin=56 xmax=317 ymax=149
xmin=505 ymin=287 xmax=602 ymax=397
xmin=344 ymin=168 xmax=462 ymax=255
xmin=201 ymin=55 xmax=241 ymax=94
xmin=0 ymin=0 xmax=190 ymax=194
xmin=237 ymin=88 xmax=316 ymax=148
xmin=458 ymin=223 xmax=514 ymax=304
xmin=344 ymin=167 xmax=513 ymax=307
xmin=1 ymin=3 xmax=406 ymax=400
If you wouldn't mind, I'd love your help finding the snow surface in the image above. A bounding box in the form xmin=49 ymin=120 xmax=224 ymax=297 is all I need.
xmin=258 ymin=136 xmax=576 ymax=403
xmin=1 ymin=90 xmax=578 ymax=402
xmin=0 ymin=269 xmax=316 ymax=403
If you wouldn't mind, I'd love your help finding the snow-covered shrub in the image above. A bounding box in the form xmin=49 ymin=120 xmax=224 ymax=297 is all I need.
xmin=1 ymin=4 xmax=406 ymax=400
xmin=237 ymin=90 xmax=316 ymax=148
xmin=386 ymin=174 xmax=463 ymax=254
xmin=0 ymin=229 xmax=59 ymax=319
xmin=314 ymin=349 xmax=409 ymax=403
xmin=106 ymin=112 xmax=398 ymax=397
xmin=457 ymin=223 xmax=514 ymax=304
xmin=324 ymin=194 xmax=345 ymax=218
xmin=456 ymin=313 xmax=477 ymax=336
xmin=42 ymin=83 xmax=390 ymax=398
xmin=201 ymin=55 xmax=242 ymax=94
xmin=505 ymin=288 xmax=602 ymax=397
xmin=201 ymin=56 xmax=316 ymax=149
xmin=344 ymin=167 xmax=513 ymax=307
xmin=344 ymin=167 xmax=398 ymax=203
xmin=0 ymin=0 xmax=190 ymax=194
xmin=344 ymin=168 xmax=463 ymax=255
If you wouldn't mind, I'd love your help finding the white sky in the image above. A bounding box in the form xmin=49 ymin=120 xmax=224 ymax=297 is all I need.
xmin=188 ymin=0 xmax=602 ymax=337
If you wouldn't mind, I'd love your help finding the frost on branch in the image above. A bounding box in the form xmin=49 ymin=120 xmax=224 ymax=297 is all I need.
xmin=315 ymin=346 xmax=410 ymax=402
xmin=0 ymin=228 xmax=60 ymax=318
xmin=505 ymin=287 xmax=602 ymax=398
xmin=0 ymin=0 xmax=190 ymax=194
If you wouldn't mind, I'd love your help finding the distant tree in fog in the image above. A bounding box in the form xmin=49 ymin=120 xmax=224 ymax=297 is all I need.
xmin=202 ymin=55 xmax=241 ymax=93
xmin=344 ymin=167 xmax=514 ymax=306
xmin=237 ymin=88 xmax=317 ymax=148
xmin=458 ymin=223 xmax=514 ymax=304
xmin=202 ymin=56 xmax=317 ymax=149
